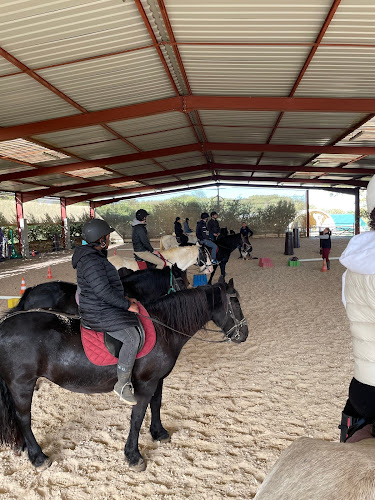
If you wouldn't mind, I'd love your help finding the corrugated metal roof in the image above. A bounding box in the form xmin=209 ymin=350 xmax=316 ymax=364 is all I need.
xmin=0 ymin=73 xmax=79 ymax=126
xmin=0 ymin=0 xmax=152 ymax=68
xmin=166 ymin=0 xmax=332 ymax=43
xmin=179 ymin=46 xmax=312 ymax=96
xmin=0 ymin=0 xmax=373 ymax=203
xmin=37 ymin=48 xmax=176 ymax=111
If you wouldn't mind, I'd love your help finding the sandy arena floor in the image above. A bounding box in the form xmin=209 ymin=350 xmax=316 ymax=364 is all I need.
xmin=0 ymin=236 xmax=353 ymax=499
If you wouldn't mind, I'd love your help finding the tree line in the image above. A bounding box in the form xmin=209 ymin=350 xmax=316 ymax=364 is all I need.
xmin=97 ymin=194 xmax=298 ymax=239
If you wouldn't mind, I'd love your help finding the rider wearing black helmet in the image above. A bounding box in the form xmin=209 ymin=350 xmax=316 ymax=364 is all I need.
xmin=207 ymin=211 xmax=220 ymax=241
xmin=132 ymin=209 xmax=164 ymax=269
xmin=196 ymin=212 xmax=218 ymax=264
xmin=72 ymin=218 xmax=140 ymax=405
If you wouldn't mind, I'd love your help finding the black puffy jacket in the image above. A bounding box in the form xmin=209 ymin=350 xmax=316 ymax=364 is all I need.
xmin=132 ymin=219 xmax=154 ymax=253
xmin=72 ymin=244 xmax=138 ymax=332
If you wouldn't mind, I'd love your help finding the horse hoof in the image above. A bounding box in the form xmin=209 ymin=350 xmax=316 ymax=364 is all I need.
xmin=158 ymin=435 xmax=170 ymax=443
xmin=129 ymin=458 xmax=146 ymax=472
xmin=35 ymin=458 xmax=52 ymax=472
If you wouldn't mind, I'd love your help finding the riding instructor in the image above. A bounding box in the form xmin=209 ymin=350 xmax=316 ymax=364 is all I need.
xmin=72 ymin=218 xmax=140 ymax=406
xmin=132 ymin=209 xmax=165 ymax=269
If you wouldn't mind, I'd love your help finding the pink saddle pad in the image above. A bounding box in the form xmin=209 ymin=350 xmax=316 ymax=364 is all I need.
xmin=80 ymin=303 xmax=156 ymax=366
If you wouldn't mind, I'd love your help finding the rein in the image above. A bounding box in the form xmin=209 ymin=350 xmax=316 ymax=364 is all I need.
xmin=135 ymin=292 xmax=245 ymax=344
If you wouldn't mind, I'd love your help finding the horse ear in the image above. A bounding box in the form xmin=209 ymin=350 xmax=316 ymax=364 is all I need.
xmin=227 ymin=278 xmax=234 ymax=289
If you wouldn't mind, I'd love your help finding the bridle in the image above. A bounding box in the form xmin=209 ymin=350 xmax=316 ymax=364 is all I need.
xmin=217 ymin=293 xmax=248 ymax=342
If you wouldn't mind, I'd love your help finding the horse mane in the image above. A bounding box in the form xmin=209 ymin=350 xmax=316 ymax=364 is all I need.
xmin=146 ymin=283 xmax=226 ymax=339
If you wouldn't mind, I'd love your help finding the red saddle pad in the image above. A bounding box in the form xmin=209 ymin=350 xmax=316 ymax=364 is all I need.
xmin=80 ymin=303 xmax=156 ymax=366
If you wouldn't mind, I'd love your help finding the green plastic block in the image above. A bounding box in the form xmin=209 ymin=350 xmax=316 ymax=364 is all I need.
xmin=288 ymin=260 xmax=301 ymax=267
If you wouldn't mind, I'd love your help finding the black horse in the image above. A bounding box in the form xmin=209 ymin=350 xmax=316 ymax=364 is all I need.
xmin=207 ymin=233 xmax=243 ymax=284
xmin=0 ymin=280 xmax=248 ymax=470
xmin=10 ymin=265 xmax=188 ymax=315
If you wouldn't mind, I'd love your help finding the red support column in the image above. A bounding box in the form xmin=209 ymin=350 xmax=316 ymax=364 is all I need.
xmin=354 ymin=188 xmax=360 ymax=235
xmin=306 ymin=190 xmax=310 ymax=238
xmin=15 ymin=192 xmax=24 ymax=254
xmin=89 ymin=201 xmax=95 ymax=219
xmin=60 ymin=197 xmax=67 ymax=249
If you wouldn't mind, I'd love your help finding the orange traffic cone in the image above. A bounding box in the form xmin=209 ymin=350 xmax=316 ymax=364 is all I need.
xmin=20 ymin=277 xmax=26 ymax=295
xmin=114 ymin=248 xmax=117 ymax=256
xmin=47 ymin=266 xmax=52 ymax=279
xmin=321 ymin=259 xmax=328 ymax=272
xmin=32 ymin=249 xmax=35 ymax=257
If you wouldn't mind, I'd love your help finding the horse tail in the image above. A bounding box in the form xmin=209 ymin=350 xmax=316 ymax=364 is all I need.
xmin=9 ymin=286 xmax=33 ymax=313
xmin=0 ymin=375 xmax=24 ymax=449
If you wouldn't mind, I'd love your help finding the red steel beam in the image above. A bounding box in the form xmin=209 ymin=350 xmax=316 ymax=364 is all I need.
xmin=1 ymin=142 xmax=374 ymax=185
xmin=65 ymin=173 xmax=367 ymax=206
xmin=213 ymin=175 xmax=367 ymax=188
xmin=2 ymin=96 xmax=375 ymax=142
xmin=18 ymin=161 xmax=375 ymax=202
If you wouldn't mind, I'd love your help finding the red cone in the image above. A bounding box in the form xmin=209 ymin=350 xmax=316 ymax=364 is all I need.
xmin=47 ymin=266 xmax=52 ymax=279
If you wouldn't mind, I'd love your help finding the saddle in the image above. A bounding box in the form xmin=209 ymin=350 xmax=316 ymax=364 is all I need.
xmin=133 ymin=252 xmax=167 ymax=270
xmin=80 ymin=303 xmax=156 ymax=366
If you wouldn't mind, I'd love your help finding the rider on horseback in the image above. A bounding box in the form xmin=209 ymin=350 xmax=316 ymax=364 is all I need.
xmin=207 ymin=211 xmax=221 ymax=241
xmin=132 ymin=209 xmax=165 ymax=269
xmin=72 ymin=218 xmax=140 ymax=405
xmin=196 ymin=212 xmax=219 ymax=265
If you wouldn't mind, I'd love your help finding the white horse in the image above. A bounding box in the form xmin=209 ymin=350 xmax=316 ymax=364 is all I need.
xmin=110 ymin=244 xmax=213 ymax=274
xmin=160 ymin=233 xmax=197 ymax=250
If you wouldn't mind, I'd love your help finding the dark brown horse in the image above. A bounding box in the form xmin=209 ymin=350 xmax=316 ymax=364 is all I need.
xmin=0 ymin=280 xmax=248 ymax=471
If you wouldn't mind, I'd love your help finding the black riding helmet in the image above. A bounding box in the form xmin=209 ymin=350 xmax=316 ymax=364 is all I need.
xmin=210 ymin=211 xmax=217 ymax=217
xmin=82 ymin=219 xmax=114 ymax=243
xmin=201 ymin=212 xmax=209 ymax=219
xmin=135 ymin=209 xmax=149 ymax=221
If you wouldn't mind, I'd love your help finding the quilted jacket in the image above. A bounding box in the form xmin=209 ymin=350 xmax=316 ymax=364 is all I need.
xmin=72 ymin=244 xmax=138 ymax=332
xmin=340 ymin=231 xmax=375 ymax=387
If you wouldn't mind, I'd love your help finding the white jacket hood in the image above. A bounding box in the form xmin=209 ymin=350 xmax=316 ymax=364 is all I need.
xmin=339 ymin=231 xmax=375 ymax=275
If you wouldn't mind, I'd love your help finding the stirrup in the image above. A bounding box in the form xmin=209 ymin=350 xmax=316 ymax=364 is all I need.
xmin=114 ymin=382 xmax=137 ymax=406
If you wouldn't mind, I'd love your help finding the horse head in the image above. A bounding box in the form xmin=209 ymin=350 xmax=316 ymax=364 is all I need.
xmin=171 ymin=264 xmax=190 ymax=288
xmin=197 ymin=244 xmax=213 ymax=274
xmin=213 ymin=278 xmax=248 ymax=343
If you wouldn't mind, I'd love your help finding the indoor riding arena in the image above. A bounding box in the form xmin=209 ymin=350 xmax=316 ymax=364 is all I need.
xmin=1 ymin=0 xmax=375 ymax=499
xmin=0 ymin=236 xmax=355 ymax=498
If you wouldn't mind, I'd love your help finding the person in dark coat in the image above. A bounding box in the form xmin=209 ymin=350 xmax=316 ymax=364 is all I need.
xmin=238 ymin=221 xmax=254 ymax=257
xmin=72 ymin=218 xmax=140 ymax=405
xmin=207 ymin=211 xmax=220 ymax=240
xmin=320 ymin=227 xmax=332 ymax=270
xmin=184 ymin=218 xmax=192 ymax=234
xmin=196 ymin=212 xmax=218 ymax=264
xmin=174 ymin=217 xmax=188 ymax=246
xmin=132 ymin=209 xmax=164 ymax=269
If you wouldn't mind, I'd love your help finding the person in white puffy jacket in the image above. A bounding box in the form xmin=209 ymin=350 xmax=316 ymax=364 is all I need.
xmin=338 ymin=174 xmax=375 ymax=441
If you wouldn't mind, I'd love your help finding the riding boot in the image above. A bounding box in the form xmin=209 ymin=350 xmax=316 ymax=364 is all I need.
xmin=113 ymin=365 xmax=137 ymax=405
xmin=327 ymin=260 xmax=330 ymax=270
xmin=338 ymin=411 xmax=366 ymax=442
